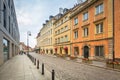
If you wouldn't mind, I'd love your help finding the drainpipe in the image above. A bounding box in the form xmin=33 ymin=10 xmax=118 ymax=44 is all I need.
xmin=112 ymin=0 xmax=115 ymax=68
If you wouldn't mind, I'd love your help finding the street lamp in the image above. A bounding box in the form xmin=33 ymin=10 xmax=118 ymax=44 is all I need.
xmin=27 ymin=31 xmax=31 ymax=54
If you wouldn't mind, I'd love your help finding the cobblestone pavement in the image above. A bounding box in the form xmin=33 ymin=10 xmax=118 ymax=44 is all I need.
xmin=0 ymin=55 xmax=47 ymax=80
xmin=30 ymin=52 xmax=120 ymax=80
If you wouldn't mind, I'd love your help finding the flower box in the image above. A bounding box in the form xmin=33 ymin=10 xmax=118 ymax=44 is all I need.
xmin=82 ymin=58 xmax=92 ymax=64
xmin=70 ymin=56 xmax=77 ymax=60
xmin=106 ymin=59 xmax=120 ymax=69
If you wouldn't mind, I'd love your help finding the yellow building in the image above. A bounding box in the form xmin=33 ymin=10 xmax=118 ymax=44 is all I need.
xmin=54 ymin=9 xmax=71 ymax=56
xmin=36 ymin=16 xmax=55 ymax=54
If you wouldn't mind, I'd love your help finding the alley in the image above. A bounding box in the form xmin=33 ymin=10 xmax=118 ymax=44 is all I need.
xmin=30 ymin=52 xmax=120 ymax=80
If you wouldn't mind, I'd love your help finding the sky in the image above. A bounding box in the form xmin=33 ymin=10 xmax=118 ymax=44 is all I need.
xmin=14 ymin=0 xmax=77 ymax=48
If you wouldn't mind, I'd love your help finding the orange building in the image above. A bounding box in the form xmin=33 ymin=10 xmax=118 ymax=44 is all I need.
xmin=114 ymin=0 xmax=120 ymax=58
xmin=70 ymin=0 xmax=113 ymax=60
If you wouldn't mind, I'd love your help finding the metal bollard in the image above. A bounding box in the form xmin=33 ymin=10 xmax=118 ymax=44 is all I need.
xmin=34 ymin=58 xmax=36 ymax=65
xmin=42 ymin=63 xmax=44 ymax=75
xmin=31 ymin=57 xmax=33 ymax=62
xmin=32 ymin=57 xmax=34 ymax=63
xmin=37 ymin=60 xmax=39 ymax=69
xmin=52 ymin=70 xmax=55 ymax=80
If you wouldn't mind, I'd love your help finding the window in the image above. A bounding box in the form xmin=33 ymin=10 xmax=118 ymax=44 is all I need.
xmin=74 ymin=17 xmax=78 ymax=25
xmin=58 ymin=38 xmax=60 ymax=43
xmin=96 ymin=3 xmax=103 ymax=15
xmin=74 ymin=47 xmax=79 ymax=56
xmin=55 ymin=39 xmax=57 ymax=44
xmin=95 ymin=46 xmax=104 ymax=57
xmin=9 ymin=16 xmax=11 ymax=33
xmin=58 ymin=30 xmax=60 ymax=34
xmin=61 ymin=28 xmax=63 ymax=33
xmin=74 ymin=31 xmax=78 ymax=39
xmin=83 ymin=27 xmax=88 ymax=37
xmin=60 ymin=37 xmax=63 ymax=42
xmin=96 ymin=23 xmax=103 ymax=34
xmin=55 ymin=31 xmax=57 ymax=35
xmin=83 ymin=12 xmax=88 ymax=21
xmin=3 ymin=38 xmax=9 ymax=61
xmin=8 ymin=0 xmax=11 ymax=7
xmin=51 ymin=29 xmax=52 ymax=34
xmin=65 ymin=26 xmax=68 ymax=31
xmin=65 ymin=35 xmax=68 ymax=42
xmin=3 ymin=4 xmax=7 ymax=29
xmin=65 ymin=16 xmax=68 ymax=21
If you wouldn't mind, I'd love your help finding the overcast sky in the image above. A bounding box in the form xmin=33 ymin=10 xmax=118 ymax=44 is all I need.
xmin=14 ymin=0 xmax=77 ymax=48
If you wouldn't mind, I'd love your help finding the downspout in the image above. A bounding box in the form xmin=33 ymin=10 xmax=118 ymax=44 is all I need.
xmin=112 ymin=0 xmax=115 ymax=68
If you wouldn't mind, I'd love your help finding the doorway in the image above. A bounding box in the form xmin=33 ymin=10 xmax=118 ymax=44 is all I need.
xmin=84 ymin=46 xmax=89 ymax=58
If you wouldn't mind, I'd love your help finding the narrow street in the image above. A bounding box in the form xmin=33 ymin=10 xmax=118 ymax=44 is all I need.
xmin=30 ymin=52 xmax=120 ymax=80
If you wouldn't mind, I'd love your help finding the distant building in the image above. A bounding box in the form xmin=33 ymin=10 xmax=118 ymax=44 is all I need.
xmin=54 ymin=8 xmax=71 ymax=56
xmin=0 ymin=0 xmax=20 ymax=65
xmin=36 ymin=0 xmax=120 ymax=60
xmin=36 ymin=16 xmax=55 ymax=54
xmin=19 ymin=42 xmax=33 ymax=53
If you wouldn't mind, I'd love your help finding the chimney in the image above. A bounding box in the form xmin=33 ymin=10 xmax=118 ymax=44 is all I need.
xmin=49 ymin=15 xmax=54 ymax=20
xmin=46 ymin=20 xmax=49 ymax=23
xmin=59 ymin=8 xmax=63 ymax=14
xmin=43 ymin=23 xmax=46 ymax=27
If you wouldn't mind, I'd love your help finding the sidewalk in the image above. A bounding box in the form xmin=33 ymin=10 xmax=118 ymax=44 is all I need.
xmin=0 ymin=54 xmax=46 ymax=80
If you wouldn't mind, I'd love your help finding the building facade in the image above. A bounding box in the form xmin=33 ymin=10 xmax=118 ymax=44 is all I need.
xmin=20 ymin=42 xmax=32 ymax=53
xmin=70 ymin=0 xmax=113 ymax=60
xmin=54 ymin=9 xmax=71 ymax=56
xmin=0 ymin=0 xmax=20 ymax=65
xmin=36 ymin=0 xmax=120 ymax=60
xmin=114 ymin=0 xmax=120 ymax=58
xmin=36 ymin=16 xmax=55 ymax=54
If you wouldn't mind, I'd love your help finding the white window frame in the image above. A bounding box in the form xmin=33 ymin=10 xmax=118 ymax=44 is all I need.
xmin=83 ymin=12 xmax=88 ymax=21
xmin=74 ymin=31 xmax=78 ymax=39
xmin=95 ymin=3 xmax=103 ymax=15
xmin=96 ymin=23 xmax=103 ymax=34
xmin=83 ymin=27 xmax=88 ymax=37
xmin=74 ymin=17 xmax=78 ymax=25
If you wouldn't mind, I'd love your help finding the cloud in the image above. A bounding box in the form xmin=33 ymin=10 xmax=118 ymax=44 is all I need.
xmin=14 ymin=0 xmax=76 ymax=48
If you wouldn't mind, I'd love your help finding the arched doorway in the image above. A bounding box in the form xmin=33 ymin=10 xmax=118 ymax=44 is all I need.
xmin=84 ymin=46 xmax=89 ymax=58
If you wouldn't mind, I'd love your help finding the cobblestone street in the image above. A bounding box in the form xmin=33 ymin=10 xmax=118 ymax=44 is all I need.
xmin=30 ymin=52 xmax=120 ymax=80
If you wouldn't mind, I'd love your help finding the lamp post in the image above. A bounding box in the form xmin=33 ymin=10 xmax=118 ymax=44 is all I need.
xmin=27 ymin=31 xmax=31 ymax=54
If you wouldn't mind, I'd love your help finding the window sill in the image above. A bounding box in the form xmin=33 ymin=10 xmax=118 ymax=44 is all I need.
xmin=82 ymin=36 xmax=89 ymax=38
xmin=95 ymin=32 xmax=103 ymax=35
xmin=74 ymin=23 xmax=78 ymax=26
xmin=95 ymin=12 xmax=104 ymax=16
xmin=83 ymin=19 xmax=88 ymax=22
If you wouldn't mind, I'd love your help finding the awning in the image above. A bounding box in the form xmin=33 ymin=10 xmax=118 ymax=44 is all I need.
xmin=64 ymin=47 xmax=68 ymax=50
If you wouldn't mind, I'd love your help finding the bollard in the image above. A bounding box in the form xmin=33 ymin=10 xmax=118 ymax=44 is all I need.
xmin=32 ymin=57 xmax=34 ymax=63
xmin=32 ymin=57 xmax=33 ymax=62
xmin=34 ymin=58 xmax=36 ymax=65
xmin=37 ymin=60 xmax=39 ymax=69
xmin=52 ymin=70 xmax=55 ymax=80
xmin=42 ymin=63 xmax=44 ymax=75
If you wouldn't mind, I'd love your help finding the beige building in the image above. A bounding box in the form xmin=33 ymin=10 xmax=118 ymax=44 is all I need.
xmin=36 ymin=16 xmax=55 ymax=54
xmin=54 ymin=8 xmax=71 ymax=56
